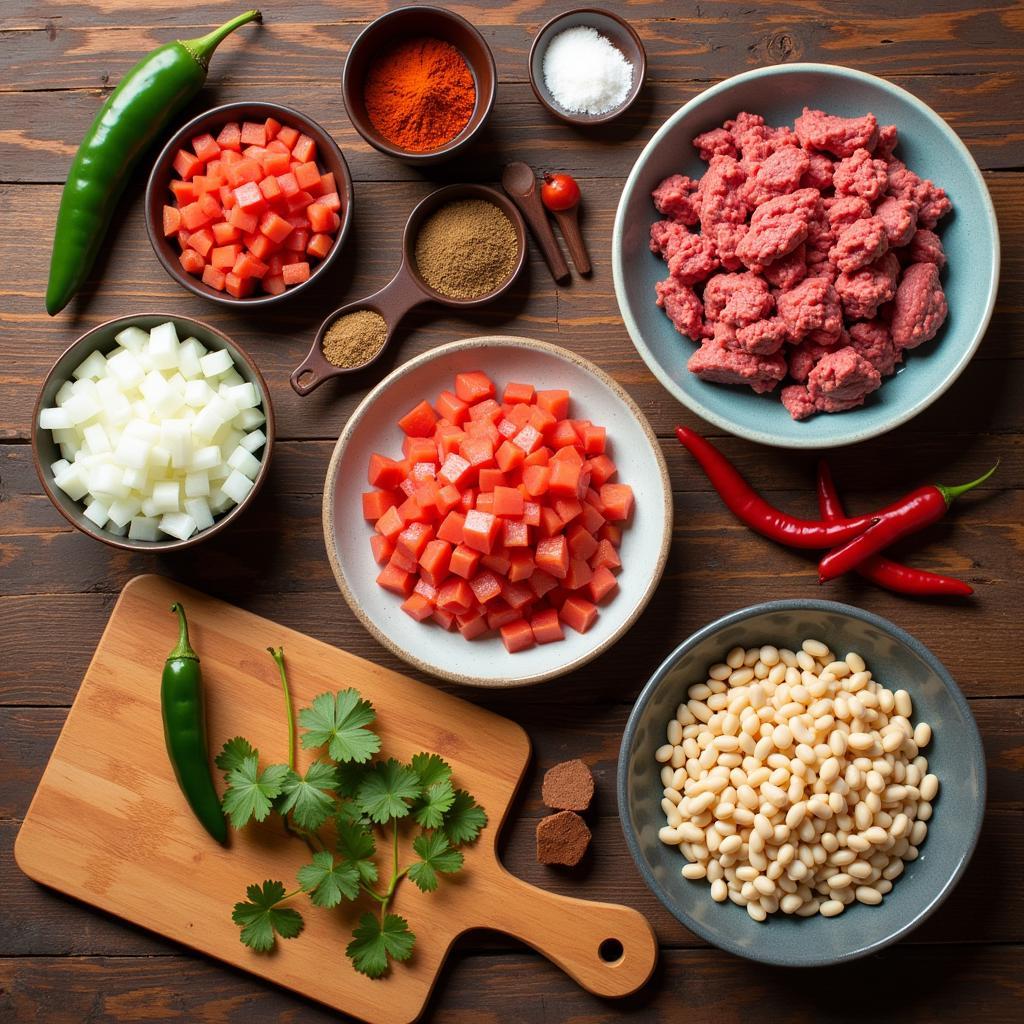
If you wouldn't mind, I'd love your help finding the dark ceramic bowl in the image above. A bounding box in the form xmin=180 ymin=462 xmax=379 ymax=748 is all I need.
xmin=617 ymin=600 xmax=985 ymax=967
xmin=342 ymin=5 xmax=496 ymax=165
xmin=529 ymin=8 xmax=646 ymax=125
xmin=32 ymin=313 xmax=274 ymax=552
xmin=145 ymin=101 xmax=353 ymax=308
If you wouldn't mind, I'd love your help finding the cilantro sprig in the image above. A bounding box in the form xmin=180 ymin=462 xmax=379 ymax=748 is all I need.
xmin=219 ymin=648 xmax=486 ymax=978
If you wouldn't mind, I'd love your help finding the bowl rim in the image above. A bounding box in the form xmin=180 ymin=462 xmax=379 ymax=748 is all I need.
xmin=322 ymin=334 xmax=674 ymax=687
xmin=341 ymin=4 xmax=497 ymax=165
xmin=145 ymin=100 xmax=354 ymax=308
xmin=527 ymin=6 xmax=647 ymax=126
xmin=615 ymin=597 xmax=987 ymax=966
xmin=611 ymin=61 xmax=1001 ymax=449
xmin=32 ymin=312 xmax=275 ymax=552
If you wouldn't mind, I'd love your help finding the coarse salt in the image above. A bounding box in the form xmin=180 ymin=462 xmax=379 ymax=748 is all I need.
xmin=541 ymin=26 xmax=633 ymax=116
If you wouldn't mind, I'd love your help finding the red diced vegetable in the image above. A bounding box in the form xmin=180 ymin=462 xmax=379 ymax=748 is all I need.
xmin=292 ymin=133 xmax=317 ymax=163
xmin=216 ymin=122 xmax=242 ymax=152
xmin=377 ymin=563 xmax=415 ymax=597
xmin=369 ymin=534 xmax=394 ymax=565
xmin=362 ymin=490 xmax=397 ymax=521
xmin=535 ymin=535 xmax=569 ymax=578
xmin=201 ymin=264 xmax=226 ymax=291
xmin=500 ymin=619 xmax=535 ymax=653
xmin=503 ymin=381 xmax=535 ymax=404
xmin=282 ymin=261 xmax=310 ymax=285
xmin=600 ymin=484 xmax=634 ymax=521
xmin=398 ymin=399 xmax=438 ymax=437
xmin=463 ymin=510 xmax=500 ymax=553
xmin=240 ymin=121 xmax=267 ymax=146
xmin=536 ymin=389 xmax=570 ymax=419
xmin=531 ymin=608 xmax=564 ymax=645
xmin=455 ymin=371 xmax=495 ymax=404
xmin=560 ymin=596 xmax=598 ymax=634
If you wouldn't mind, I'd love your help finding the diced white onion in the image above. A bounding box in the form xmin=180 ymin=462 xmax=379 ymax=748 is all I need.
xmin=40 ymin=322 xmax=265 ymax=541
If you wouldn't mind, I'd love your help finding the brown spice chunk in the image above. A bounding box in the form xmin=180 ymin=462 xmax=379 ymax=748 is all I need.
xmin=536 ymin=810 xmax=591 ymax=867
xmin=413 ymin=199 xmax=518 ymax=300
xmin=542 ymin=759 xmax=595 ymax=812
xmin=322 ymin=309 xmax=388 ymax=369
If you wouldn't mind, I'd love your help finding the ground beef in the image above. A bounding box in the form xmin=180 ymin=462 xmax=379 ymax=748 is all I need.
xmin=776 ymin=277 xmax=843 ymax=341
xmin=875 ymin=196 xmax=918 ymax=248
xmin=832 ymin=148 xmax=889 ymax=203
xmin=656 ymin=277 xmax=705 ymax=340
xmin=649 ymin=106 xmax=952 ymax=419
xmin=667 ymin=232 xmax=719 ymax=284
xmin=794 ymin=108 xmax=879 ymax=157
xmin=891 ymin=262 xmax=948 ymax=350
xmin=848 ymin=319 xmax=902 ymax=377
xmin=652 ymin=174 xmax=701 ymax=224
xmin=688 ymin=334 xmax=788 ymax=393
xmin=829 ymin=215 xmax=889 ymax=274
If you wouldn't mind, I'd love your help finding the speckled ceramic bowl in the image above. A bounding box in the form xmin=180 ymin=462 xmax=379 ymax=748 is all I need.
xmin=613 ymin=63 xmax=1000 ymax=449
xmin=618 ymin=600 xmax=985 ymax=966
xmin=323 ymin=335 xmax=672 ymax=687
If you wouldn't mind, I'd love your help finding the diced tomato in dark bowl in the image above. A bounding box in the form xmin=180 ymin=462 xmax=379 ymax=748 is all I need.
xmin=322 ymin=336 xmax=673 ymax=687
xmin=146 ymin=102 xmax=353 ymax=307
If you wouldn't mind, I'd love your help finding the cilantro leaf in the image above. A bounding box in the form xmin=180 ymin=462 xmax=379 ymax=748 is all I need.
xmin=335 ymin=817 xmax=378 ymax=884
xmin=296 ymin=851 xmax=360 ymax=908
xmin=299 ymin=690 xmax=380 ymax=764
xmin=276 ymin=761 xmax=340 ymax=831
xmin=442 ymin=789 xmax=488 ymax=846
xmin=215 ymin=736 xmax=258 ymax=776
xmin=222 ymin=758 xmax=290 ymax=829
xmin=413 ymin=779 xmax=455 ymax=829
xmin=334 ymin=761 xmax=370 ymax=799
xmin=408 ymin=831 xmax=463 ymax=893
xmin=232 ymin=880 xmax=304 ymax=952
xmin=347 ymin=912 xmax=415 ymax=978
xmin=335 ymin=797 xmax=370 ymax=827
xmin=411 ymin=752 xmax=452 ymax=790
xmin=356 ymin=758 xmax=422 ymax=824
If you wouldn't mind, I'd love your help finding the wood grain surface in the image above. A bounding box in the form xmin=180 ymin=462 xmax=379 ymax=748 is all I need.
xmin=1 ymin=1 xmax=1022 ymax=1021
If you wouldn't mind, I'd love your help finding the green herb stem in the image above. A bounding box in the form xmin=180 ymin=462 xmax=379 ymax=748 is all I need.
xmin=267 ymin=646 xmax=295 ymax=771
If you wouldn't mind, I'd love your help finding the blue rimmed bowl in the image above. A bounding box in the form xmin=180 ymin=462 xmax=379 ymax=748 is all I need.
xmin=617 ymin=600 xmax=985 ymax=966
xmin=612 ymin=63 xmax=1000 ymax=449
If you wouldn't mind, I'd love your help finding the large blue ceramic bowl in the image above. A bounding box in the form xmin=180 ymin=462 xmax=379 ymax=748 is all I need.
xmin=617 ymin=600 xmax=985 ymax=966
xmin=612 ymin=64 xmax=999 ymax=448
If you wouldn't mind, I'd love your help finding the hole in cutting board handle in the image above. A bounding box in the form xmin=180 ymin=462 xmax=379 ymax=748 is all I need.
xmin=598 ymin=938 xmax=624 ymax=964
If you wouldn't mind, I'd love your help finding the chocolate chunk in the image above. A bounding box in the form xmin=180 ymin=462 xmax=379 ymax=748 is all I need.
xmin=536 ymin=811 xmax=591 ymax=867
xmin=541 ymin=759 xmax=595 ymax=812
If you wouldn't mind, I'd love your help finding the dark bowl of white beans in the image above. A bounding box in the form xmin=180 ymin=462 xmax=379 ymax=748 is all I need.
xmin=617 ymin=599 xmax=985 ymax=966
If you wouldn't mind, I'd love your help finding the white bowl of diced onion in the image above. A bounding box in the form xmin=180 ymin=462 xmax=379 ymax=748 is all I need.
xmin=33 ymin=313 xmax=273 ymax=550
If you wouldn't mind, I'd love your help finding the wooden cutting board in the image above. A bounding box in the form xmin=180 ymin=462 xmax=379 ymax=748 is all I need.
xmin=15 ymin=575 xmax=656 ymax=1024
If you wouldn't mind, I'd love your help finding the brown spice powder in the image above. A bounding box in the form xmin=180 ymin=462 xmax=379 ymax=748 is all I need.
xmin=322 ymin=309 xmax=388 ymax=369
xmin=414 ymin=199 xmax=518 ymax=300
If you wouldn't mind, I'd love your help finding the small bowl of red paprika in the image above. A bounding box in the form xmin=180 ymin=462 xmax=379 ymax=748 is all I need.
xmin=342 ymin=5 xmax=497 ymax=165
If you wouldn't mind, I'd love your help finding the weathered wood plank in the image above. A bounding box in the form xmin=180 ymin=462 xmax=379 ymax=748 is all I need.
xmin=1 ymin=945 xmax=1022 ymax=1023
xmin=0 ymin=174 xmax=1021 ymax=442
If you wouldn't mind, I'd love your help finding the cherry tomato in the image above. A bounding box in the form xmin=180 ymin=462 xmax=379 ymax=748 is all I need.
xmin=541 ymin=173 xmax=581 ymax=212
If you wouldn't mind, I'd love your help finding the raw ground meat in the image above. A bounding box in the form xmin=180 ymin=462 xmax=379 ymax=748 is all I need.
xmin=875 ymin=196 xmax=918 ymax=247
xmin=832 ymin=148 xmax=889 ymax=203
xmin=667 ymin=231 xmax=719 ymax=284
xmin=849 ymin=319 xmax=902 ymax=376
xmin=829 ymin=215 xmax=889 ymax=274
xmin=907 ymin=228 xmax=946 ymax=269
xmin=835 ymin=252 xmax=900 ymax=321
xmin=776 ymin=277 xmax=843 ymax=341
xmin=650 ymin=106 xmax=951 ymax=418
xmin=807 ymin=347 xmax=882 ymax=412
xmin=652 ymin=173 xmax=700 ymax=224
xmin=891 ymin=262 xmax=948 ymax=349
xmin=656 ymin=277 xmax=705 ymax=339
xmin=794 ymin=108 xmax=879 ymax=157
xmin=688 ymin=333 xmax=788 ymax=393
xmin=703 ymin=272 xmax=773 ymax=326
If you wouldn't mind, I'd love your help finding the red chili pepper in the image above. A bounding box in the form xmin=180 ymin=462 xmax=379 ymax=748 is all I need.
xmin=818 ymin=463 xmax=998 ymax=583
xmin=675 ymin=426 xmax=878 ymax=548
xmin=816 ymin=462 xmax=973 ymax=597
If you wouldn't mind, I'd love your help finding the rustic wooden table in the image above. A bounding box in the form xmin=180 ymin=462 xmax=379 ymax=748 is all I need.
xmin=2 ymin=1 xmax=1022 ymax=1020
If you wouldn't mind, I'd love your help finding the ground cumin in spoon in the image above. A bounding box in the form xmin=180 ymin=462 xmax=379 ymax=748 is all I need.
xmin=414 ymin=199 xmax=519 ymax=300
xmin=322 ymin=309 xmax=388 ymax=368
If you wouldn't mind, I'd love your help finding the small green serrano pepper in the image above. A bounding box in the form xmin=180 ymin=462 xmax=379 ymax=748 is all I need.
xmin=45 ymin=9 xmax=262 ymax=316
xmin=162 ymin=603 xmax=227 ymax=844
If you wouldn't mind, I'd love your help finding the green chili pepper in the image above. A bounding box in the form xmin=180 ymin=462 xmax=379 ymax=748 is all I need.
xmin=45 ymin=9 xmax=262 ymax=316
xmin=162 ymin=602 xmax=227 ymax=844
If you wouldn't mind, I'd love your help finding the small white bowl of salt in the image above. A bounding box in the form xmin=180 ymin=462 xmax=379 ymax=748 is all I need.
xmin=529 ymin=8 xmax=647 ymax=125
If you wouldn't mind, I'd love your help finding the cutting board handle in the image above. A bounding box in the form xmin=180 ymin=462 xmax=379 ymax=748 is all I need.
xmin=474 ymin=868 xmax=657 ymax=997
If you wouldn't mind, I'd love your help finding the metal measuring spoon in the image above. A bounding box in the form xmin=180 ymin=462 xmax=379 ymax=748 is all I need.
xmin=290 ymin=184 xmax=528 ymax=396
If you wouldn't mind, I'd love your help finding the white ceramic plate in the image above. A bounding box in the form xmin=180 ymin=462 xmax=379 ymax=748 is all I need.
xmin=323 ymin=336 xmax=673 ymax=687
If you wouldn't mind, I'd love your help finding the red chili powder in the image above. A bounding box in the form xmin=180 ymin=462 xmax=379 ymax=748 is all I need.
xmin=363 ymin=37 xmax=476 ymax=153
